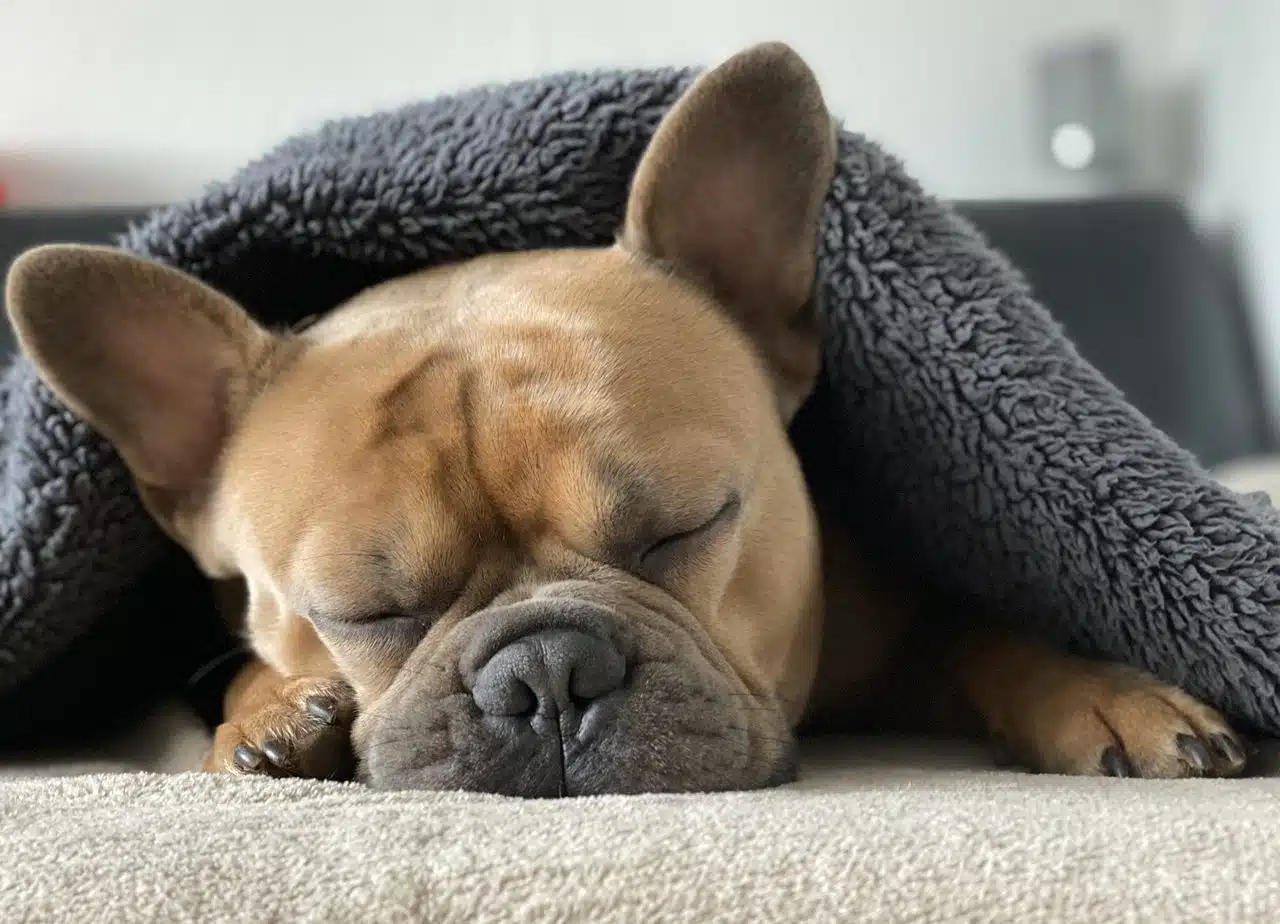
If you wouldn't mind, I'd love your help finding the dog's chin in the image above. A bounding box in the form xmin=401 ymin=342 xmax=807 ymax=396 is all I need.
xmin=352 ymin=658 xmax=796 ymax=797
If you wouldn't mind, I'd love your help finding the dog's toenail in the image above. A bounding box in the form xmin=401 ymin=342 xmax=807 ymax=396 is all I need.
xmin=233 ymin=745 xmax=263 ymax=772
xmin=306 ymin=696 xmax=337 ymax=725
xmin=261 ymin=738 xmax=290 ymax=766
xmin=1176 ymin=734 xmax=1211 ymax=771
xmin=1210 ymin=733 xmax=1245 ymax=766
xmin=1100 ymin=745 xmax=1133 ymax=778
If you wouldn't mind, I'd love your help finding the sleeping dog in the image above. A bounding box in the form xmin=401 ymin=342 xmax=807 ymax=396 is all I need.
xmin=4 ymin=43 xmax=1246 ymax=794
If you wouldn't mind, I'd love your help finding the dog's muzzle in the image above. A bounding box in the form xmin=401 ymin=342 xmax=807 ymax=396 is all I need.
xmin=357 ymin=595 xmax=793 ymax=797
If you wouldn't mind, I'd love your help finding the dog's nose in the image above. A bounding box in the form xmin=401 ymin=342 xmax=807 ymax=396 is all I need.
xmin=471 ymin=629 xmax=626 ymax=719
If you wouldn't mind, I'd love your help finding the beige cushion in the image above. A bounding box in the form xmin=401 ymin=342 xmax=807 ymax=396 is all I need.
xmin=3 ymin=735 xmax=1280 ymax=923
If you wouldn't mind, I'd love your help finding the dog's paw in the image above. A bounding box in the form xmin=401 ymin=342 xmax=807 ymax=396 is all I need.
xmin=994 ymin=663 xmax=1248 ymax=779
xmin=205 ymin=677 xmax=357 ymax=781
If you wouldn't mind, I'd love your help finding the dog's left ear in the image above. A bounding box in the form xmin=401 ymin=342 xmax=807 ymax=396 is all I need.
xmin=4 ymin=244 xmax=275 ymax=540
xmin=622 ymin=42 xmax=837 ymax=421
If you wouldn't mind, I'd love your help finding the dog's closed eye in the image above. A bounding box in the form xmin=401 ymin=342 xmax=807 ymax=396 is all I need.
xmin=640 ymin=493 xmax=741 ymax=573
xmin=308 ymin=609 xmax=430 ymax=650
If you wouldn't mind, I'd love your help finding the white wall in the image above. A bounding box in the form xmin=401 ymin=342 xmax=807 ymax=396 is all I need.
xmin=1199 ymin=0 xmax=1280 ymax=416
xmin=0 ymin=0 xmax=1199 ymax=206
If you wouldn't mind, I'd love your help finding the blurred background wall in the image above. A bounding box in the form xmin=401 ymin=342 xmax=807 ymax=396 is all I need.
xmin=1199 ymin=0 xmax=1280 ymax=413
xmin=1 ymin=0 xmax=1276 ymax=409
xmin=0 ymin=0 xmax=1209 ymax=204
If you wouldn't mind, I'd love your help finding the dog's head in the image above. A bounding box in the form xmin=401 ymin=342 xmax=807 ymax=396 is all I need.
xmin=5 ymin=43 xmax=836 ymax=795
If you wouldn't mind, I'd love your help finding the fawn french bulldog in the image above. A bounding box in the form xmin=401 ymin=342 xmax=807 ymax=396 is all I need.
xmin=5 ymin=43 xmax=1245 ymax=795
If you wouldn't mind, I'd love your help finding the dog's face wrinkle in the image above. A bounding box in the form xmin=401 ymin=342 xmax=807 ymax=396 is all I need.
xmin=294 ymin=488 xmax=763 ymax=697
xmin=276 ymin=413 xmax=739 ymax=632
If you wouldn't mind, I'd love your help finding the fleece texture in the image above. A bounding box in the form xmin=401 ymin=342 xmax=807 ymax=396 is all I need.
xmin=3 ymin=64 xmax=1280 ymax=732
xmin=4 ymin=736 xmax=1280 ymax=924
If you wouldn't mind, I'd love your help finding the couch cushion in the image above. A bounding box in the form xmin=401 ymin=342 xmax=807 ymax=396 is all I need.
xmin=3 ymin=737 xmax=1279 ymax=923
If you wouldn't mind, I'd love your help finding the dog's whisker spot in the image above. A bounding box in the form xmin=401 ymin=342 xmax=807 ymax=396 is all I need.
xmin=186 ymin=645 xmax=252 ymax=689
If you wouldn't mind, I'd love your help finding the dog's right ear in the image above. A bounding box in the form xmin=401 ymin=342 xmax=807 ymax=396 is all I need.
xmin=5 ymin=245 xmax=275 ymax=530
xmin=621 ymin=42 xmax=836 ymax=422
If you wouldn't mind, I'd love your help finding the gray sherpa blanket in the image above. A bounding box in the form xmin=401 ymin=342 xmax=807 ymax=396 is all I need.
xmin=4 ymin=64 xmax=1280 ymax=734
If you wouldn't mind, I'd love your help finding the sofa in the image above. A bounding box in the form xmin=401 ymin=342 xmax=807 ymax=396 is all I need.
xmin=2 ymin=199 xmax=1279 ymax=923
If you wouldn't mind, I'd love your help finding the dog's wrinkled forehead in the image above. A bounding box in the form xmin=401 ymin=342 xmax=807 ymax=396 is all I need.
xmin=217 ymin=247 xmax=771 ymax=590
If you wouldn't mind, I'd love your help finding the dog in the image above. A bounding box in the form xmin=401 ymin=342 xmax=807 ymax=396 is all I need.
xmin=4 ymin=42 xmax=1247 ymax=794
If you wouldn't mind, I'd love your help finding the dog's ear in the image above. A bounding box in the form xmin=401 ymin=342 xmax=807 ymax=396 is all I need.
xmin=5 ymin=244 xmax=275 ymax=530
xmin=622 ymin=42 xmax=837 ymax=420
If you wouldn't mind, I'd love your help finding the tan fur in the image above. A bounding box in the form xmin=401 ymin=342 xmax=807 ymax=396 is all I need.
xmin=4 ymin=42 xmax=1247 ymax=788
